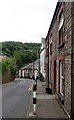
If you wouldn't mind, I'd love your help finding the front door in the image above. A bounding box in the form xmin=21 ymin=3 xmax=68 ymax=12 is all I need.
xmin=54 ymin=60 xmax=56 ymax=92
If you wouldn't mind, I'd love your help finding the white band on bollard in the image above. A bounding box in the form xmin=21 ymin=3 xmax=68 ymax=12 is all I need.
xmin=33 ymin=104 xmax=36 ymax=115
xmin=33 ymin=81 xmax=36 ymax=115
xmin=33 ymin=91 xmax=36 ymax=98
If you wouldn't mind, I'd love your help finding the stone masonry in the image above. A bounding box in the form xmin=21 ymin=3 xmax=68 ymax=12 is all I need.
xmin=44 ymin=2 xmax=74 ymax=119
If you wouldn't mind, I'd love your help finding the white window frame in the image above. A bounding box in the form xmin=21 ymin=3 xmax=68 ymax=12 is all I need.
xmin=50 ymin=36 xmax=52 ymax=44
xmin=50 ymin=34 xmax=52 ymax=53
xmin=60 ymin=61 xmax=64 ymax=96
xmin=59 ymin=27 xmax=63 ymax=45
xmin=59 ymin=11 xmax=64 ymax=30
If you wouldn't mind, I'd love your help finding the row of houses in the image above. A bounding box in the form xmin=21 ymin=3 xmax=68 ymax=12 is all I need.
xmin=18 ymin=1 xmax=74 ymax=119
xmin=18 ymin=59 xmax=40 ymax=79
xmin=40 ymin=1 xmax=74 ymax=119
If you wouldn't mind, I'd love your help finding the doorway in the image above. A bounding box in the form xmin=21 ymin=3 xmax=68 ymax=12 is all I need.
xmin=54 ymin=60 xmax=56 ymax=92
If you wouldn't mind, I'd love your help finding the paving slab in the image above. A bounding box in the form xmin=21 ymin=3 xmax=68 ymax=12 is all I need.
xmin=28 ymin=80 xmax=69 ymax=119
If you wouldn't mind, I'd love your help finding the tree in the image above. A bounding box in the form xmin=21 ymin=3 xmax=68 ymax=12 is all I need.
xmin=1 ymin=41 xmax=41 ymax=69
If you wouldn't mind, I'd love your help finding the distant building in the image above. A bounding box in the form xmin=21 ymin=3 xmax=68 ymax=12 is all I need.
xmin=33 ymin=59 xmax=40 ymax=79
xmin=40 ymin=38 xmax=46 ymax=80
xmin=19 ymin=63 xmax=33 ymax=78
xmin=45 ymin=35 xmax=49 ymax=87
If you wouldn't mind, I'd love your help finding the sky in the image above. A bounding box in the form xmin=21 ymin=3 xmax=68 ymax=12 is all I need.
xmin=0 ymin=0 xmax=58 ymax=43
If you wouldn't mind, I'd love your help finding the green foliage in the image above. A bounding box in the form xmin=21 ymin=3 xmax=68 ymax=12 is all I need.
xmin=9 ymin=58 xmax=18 ymax=75
xmin=0 ymin=62 xmax=2 ymax=73
xmin=2 ymin=59 xmax=10 ymax=74
xmin=1 ymin=41 xmax=41 ymax=69
xmin=2 ymin=58 xmax=18 ymax=76
xmin=0 ymin=42 xmax=2 ymax=55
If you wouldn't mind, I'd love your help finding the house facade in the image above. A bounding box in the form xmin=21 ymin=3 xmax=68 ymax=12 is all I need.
xmin=45 ymin=2 xmax=74 ymax=119
xmin=45 ymin=35 xmax=49 ymax=88
xmin=34 ymin=59 xmax=40 ymax=79
xmin=18 ymin=59 xmax=40 ymax=79
xmin=18 ymin=63 xmax=33 ymax=78
xmin=40 ymin=38 xmax=46 ymax=80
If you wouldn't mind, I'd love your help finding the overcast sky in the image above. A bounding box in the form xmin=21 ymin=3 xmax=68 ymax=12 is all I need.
xmin=0 ymin=0 xmax=58 ymax=43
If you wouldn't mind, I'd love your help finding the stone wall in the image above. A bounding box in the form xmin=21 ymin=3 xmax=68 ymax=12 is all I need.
xmin=2 ymin=68 xmax=14 ymax=84
xmin=64 ymin=2 xmax=72 ymax=116
xmin=71 ymin=1 xmax=74 ymax=119
xmin=48 ymin=2 xmax=72 ymax=117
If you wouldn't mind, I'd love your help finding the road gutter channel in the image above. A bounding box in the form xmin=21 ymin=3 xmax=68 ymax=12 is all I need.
xmin=26 ymin=83 xmax=35 ymax=118
xmin=26 ymin=94 xmax=32 ymax=118
xmin=26 ymin=82 xmax=37 ymax=118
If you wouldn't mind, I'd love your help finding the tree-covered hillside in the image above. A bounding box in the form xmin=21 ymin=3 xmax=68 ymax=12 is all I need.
xmin=1 ymin=41 xmax=41 ymax=69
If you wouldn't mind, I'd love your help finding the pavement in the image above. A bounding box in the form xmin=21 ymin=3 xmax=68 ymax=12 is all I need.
xmin=28 ymin=80 xmax=69 ymax=119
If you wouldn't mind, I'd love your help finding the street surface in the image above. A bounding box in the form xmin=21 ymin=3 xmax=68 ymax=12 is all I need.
xmin=2 ymin=78 xmax=32 ymax=118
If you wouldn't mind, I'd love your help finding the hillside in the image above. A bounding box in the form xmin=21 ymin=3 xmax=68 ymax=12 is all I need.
xmin=1 ymin=41 xmax=41 ymax=69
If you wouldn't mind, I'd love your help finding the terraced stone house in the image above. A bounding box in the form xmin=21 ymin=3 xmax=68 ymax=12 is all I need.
xmin=45 ymin=1 xmax=74 ymax=119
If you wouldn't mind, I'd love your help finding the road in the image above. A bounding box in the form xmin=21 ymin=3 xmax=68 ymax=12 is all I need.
xmin=2 ymin=78 xmax=33 ymax=118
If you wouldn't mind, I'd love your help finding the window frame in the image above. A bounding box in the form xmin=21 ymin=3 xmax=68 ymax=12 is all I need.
xmin=50 ymin=33 xmax=52 ymax=54
xmin=59 ymin=10 xmax=64 ymax=30
xmin=59 ymin=26 xmax=63 ymax=45
xmin=58 ymin=7 xmax=64 ymax=49
xmin=59 ymin=61 xmax=64 ymax=96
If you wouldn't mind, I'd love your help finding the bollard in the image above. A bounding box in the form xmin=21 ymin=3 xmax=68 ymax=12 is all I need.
xmin=33 ymin=81 xmax=36 ymax=115
xmin=36 ymin=76 xmax=38 ymax=90
xmin=35 ymin=79 xmax=37 ymax=90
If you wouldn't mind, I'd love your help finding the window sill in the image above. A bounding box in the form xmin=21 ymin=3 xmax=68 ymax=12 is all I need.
xmin=57 ymin=43 xmax=64 ymax=49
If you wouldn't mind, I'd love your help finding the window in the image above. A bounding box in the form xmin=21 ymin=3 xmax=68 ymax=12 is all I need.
xmin=59 ymin=26 xmax=63 ymax=45
xmin=59 ymin=61 xmax=64 ymax=95
xmin=50 ymin=61 xmax=52 ymax=80
xmin=59 ymin=11 xmax=64 ymax=30
xmin=58 ymin=10 xmax=64 ymax=48
xmin=50 ymin=33 xmax=52 ymax=54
